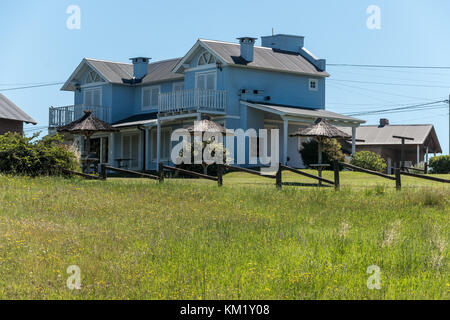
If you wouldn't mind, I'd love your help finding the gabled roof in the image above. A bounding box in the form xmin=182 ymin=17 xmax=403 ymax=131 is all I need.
xmin=339 ymin=124 xmax=442 ymax=153
xmin=173 ymin=39 xmax=329 ymax=77
xmin=0 ymin=93 xmax=37 ymax=124
xmin=62 ymin=58 xmax=184 ymax=91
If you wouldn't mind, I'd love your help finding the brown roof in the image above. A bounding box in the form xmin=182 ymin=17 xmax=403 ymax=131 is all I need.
xmin=186 ymin=119 xmax=227 ymax=134
xmin=0 ymin=93 xmax=37 ymax=124
xmin=339 ymin=124 xmax=442 ymax=153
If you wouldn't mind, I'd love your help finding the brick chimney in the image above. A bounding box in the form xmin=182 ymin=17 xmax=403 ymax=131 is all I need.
xmin=379 ymin=118 xmax=389 ymax=127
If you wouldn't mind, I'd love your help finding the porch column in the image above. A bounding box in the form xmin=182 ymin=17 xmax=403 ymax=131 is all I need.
xmin=283 ymin=118 xmax=288 ymax=165
xmin=425 ymin=146 xmax=429 ymax=164
xmin=145 ymin=128 xmax=150 ymax=171
xmin=109 ymin=133 xmax=114 ymax=166
xmin=156 ymin=119 xmax=161 ymax=171
xmin=416 ymin=144 xmax=420 ymax=165
xmin=351 ymin=127 xmax=357 ymax=155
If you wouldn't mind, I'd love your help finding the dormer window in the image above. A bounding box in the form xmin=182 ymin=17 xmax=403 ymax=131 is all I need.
xmin=198 ymin=51 xmax=216 ymax=66
xmin=309 ymin=79 xmax=318 ymax=91
xmin=86 ymin=71 xmax=103 ymax=84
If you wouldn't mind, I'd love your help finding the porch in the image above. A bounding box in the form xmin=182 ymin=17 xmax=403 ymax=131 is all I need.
xmin=158 ymin=89 xmax=226 ymax=115
xmin=49 ymin=105 xmax=111 ymax=128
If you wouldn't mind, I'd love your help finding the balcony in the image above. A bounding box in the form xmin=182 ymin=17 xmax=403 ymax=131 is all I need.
xmin=158 ymin=89 xmax=226 ymax=115
xmin=49 ymin=105 xmax=111 ymax=128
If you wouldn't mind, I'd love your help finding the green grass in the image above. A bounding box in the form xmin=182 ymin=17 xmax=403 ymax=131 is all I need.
xmin=0 ymin=171 xmax=448 ymax=300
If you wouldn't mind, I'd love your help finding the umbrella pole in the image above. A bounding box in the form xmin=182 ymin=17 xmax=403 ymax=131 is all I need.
xmin=317 ymin=138 xmax=323 ymax=165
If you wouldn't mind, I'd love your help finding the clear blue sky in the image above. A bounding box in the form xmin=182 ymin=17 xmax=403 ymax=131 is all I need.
xmin=1 ymin=0 xmax=449 ymax=154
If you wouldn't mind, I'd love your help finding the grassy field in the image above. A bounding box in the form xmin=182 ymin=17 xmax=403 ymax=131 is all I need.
xmin=0 ymin=171 xmax=448 ymax=300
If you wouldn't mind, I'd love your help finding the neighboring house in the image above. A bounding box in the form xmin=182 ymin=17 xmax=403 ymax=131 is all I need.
xmin=0 ymin=93 xmax=37 ymax=135
xmin=49 ymin=34 xmax=365 ymax=170
xmin=340 ymin=118 xmax=442 ymax=173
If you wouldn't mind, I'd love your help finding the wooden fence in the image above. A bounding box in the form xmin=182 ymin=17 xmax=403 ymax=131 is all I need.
xmin=55 ymin=162 xmax=449 ymax=191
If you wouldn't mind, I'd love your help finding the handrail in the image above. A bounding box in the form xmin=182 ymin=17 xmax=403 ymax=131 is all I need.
xmin=49 ymin=105 xmax=111 ymax=127
xmin=158 ymin=89 xmax=226 ymax=113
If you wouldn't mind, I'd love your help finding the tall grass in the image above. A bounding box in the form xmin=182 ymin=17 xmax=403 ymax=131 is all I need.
xmin=0 ymin=174 xmax=448 ymax=299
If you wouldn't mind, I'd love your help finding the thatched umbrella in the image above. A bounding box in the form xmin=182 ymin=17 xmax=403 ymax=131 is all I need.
xmin=186 ymin=116 xmax=227 ymax=135
xmin=58 ymin=110 xmax=118 ymax=158
xmin=290 ymin=118 xmax=351 ymax=164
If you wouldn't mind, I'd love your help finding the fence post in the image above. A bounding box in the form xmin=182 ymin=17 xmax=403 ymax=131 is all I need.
xmin=333 ymin=160 xmax=340 ymax=190
xmin=100 ymin=164 xmax=107 ymax=180
xmin=276 ymin=163 xmax=282 ymax=189
xmin=158 ymin=163 xmax=164 ymax=183
xmin=395 ymin=168 xmax=401 ymax=190
xmin=424 ymin=162 xmax=428 ymax=174
xmin=217 ymin=164 xmax=223 ymax=187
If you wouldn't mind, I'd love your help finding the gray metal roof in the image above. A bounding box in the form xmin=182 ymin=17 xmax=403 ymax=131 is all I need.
xmin=339 ymin=125 xmax=442 ymax=153
xmin=244 ymin=101 xmax=365 ymax=125
xmin=62 ymin=58 xmax=184 ymax=91
xmin=112 ymin=112 xmax=158 ymax=128
xmin=200 ymin=40 xmax=329 ymax=77
xmin=0 ymin=93 xmax=37 ymax=124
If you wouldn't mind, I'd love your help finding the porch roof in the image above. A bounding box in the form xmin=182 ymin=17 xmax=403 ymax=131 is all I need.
xmin=242 ymin=101 xmax=365 ymax=126
xmin=112 ymin=112 xmax=157 ymax=128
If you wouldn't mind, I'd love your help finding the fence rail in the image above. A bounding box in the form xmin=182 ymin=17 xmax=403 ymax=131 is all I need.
xmin=49 ymin=105 xmax=111 ymax=127
xmin=159 ymin=164 xmax=219 ymax=182
xmin=101 ymin=165 xmax=160 ymax=180
xmin=400 ymin=171 xmax=450 ymax=183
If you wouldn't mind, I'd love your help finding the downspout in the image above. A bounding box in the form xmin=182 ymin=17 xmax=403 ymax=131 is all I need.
xmin=138 ymin=126 xmax=146 ymax=171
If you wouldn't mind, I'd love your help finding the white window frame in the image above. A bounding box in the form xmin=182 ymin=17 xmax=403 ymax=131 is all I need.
xmin=142 ymin=85 xmax=161 ymax=111
xmin=151 ymin=127 xmax=172 ymax=162
xmin=83 ymin=87 xmax=102 ymax=107
xmin=197 ymin=51 xmax=216 ymax=66
xmin=121 ymin=132 xmax=141 ymax=170
xmin=309 ymin=78 xmax=319 ymax=91
xmin=172 ymin=82 xmax=184 ymax=91
xmin=195 ymin=70 xmax=217 ymax=90
xmin=85 ymin=70 xmax=104 ymax=84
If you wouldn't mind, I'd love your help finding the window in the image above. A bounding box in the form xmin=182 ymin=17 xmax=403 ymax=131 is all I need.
xmin=151 ymin=128 xmax=172 ymax=161
xmin=142 ymin=85 xmax=160 ymax=110
xmin=86 ymin=70 xmax=103 ymax=84
xmin=309 ymin=79 xmax=318 ymax=91
xmin=198 ymin=51 xmax=216 ymax=66
xmin=173 ymin=82 xmax=184 ymax=91
xmin=84 ymin=88 xmax=101 ymax=106
xmin=196 ymin=71 xmax=216 ymax=90
xmin=122 ymin=134 xmax=140 ymax=169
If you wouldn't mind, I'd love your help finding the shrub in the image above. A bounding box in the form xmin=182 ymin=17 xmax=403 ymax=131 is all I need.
xmin=429 ymin=155 xmax=450 ymax=174
xmin=0 ymin=132 xmax=79 ymax=176
xmin=299 ymin=138 xmax=345 ymax=169
xmin=350 ymin=151 xmax=387 ymax=172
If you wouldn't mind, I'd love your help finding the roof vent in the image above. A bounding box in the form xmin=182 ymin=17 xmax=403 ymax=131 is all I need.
xmin=237 ymin=37 xmax=257 ymax=63
xmin=130 ymin=57 xmax=150 ymax=79
xmin=379 ymin=118 xmax=389 ymax=127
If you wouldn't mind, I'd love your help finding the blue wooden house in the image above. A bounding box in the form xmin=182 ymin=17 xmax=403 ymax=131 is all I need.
xmin=49 ymin=34 xmax=364 ymax=170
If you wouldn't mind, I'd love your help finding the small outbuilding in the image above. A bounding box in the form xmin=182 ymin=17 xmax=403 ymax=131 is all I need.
xmin=0 ymin=93 xmax=37 ymax=135
xmin=341 ymin=118 xmax=442 ymax=174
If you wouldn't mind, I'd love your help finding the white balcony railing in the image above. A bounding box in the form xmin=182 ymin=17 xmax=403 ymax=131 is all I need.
xmin=158 ymin=89 xmax=226 ymax=114
xmin=49 ymin=105 xmax=111 ymax=128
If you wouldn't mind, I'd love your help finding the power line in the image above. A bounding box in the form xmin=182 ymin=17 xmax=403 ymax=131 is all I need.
xmin=327 ymin=63 xmax=450 ymax=69
xmin=330 ymin=78 xmax=450 ymax=89
xmin=345 ymin=100 xmax=448 ymax=117
xmin=0 ymin=82 xmax=64 ymax=92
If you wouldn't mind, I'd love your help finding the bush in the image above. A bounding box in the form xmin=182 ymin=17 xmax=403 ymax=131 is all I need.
xmin=299 ymin=138 xmax=345 ymax=169
xmin=0 ymin=132 xmax=79 ymax=176
xmin=350 ymin=151 xmax=387 ymax=172
xmin=429 ymin=155 xmax=450 ymax=174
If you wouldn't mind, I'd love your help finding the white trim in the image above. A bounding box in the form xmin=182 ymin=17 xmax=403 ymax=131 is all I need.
xmin=172 ymin=81 xmax=184 ymax=91
xmin=121 ymin=132 xmax=141 ymax=170
xmin=195 ymin=70 xmax=217 ymax=90
xmin=83 ymin=86 xmax=102 ymax=107
xmin=142 ymin=85 xmax=161 ymax=111
xmin=151 ymin=127 xmax=172 ymax=162
xmin=172 ymin=40 xmax=228 ymax=73
xmin=184 ymin=64 xmax=220 ymax=72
